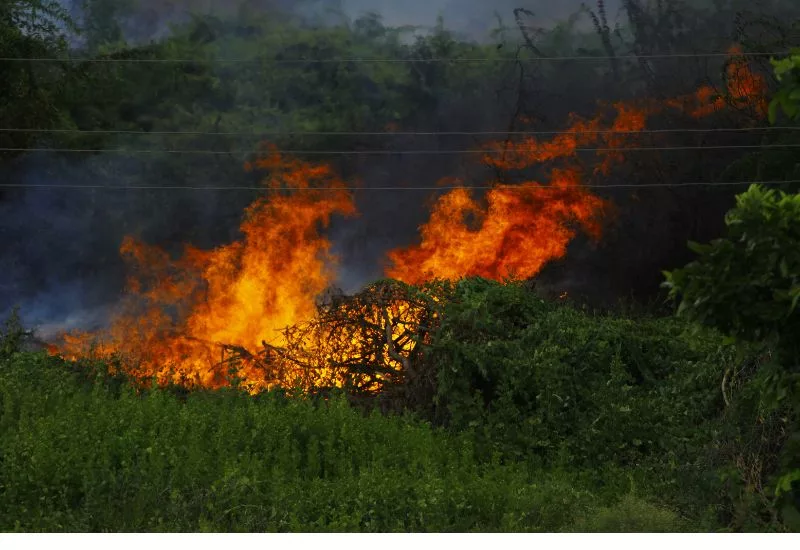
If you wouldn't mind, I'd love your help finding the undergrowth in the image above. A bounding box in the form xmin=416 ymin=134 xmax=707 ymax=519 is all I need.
xmin=0 ymin=349 xmax=698 ymax=532
xmin=0 ymin=280 xmax=786 ymax=531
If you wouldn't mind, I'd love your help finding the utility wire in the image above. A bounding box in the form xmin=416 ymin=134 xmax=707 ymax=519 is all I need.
xmin=1 ymin=126 xmax=798 ymax=136
xmin=0 ymin=51 xmax=790 ymax=64
xmin=1 ymin=181 xmax=798 ymax=191
xmin=1 ymin=144 xmax=798 ymax=155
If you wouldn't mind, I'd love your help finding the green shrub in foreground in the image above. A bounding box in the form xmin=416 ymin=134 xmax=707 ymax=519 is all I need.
xmin=428 ymin=279 xmax=731 ymax=471
xmin=570 ymin=494 xmax=694 ymax=533
xmin=665 ymin=184 xmax=800 ymax=529
xmin=0 ymin=351 xmax=660 ymax=532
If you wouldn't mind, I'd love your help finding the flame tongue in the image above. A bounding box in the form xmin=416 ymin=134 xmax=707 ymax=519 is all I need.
xmin=48 ymin=46 xmax=769 ymax=392
xmin=667 ymin=46 xmax=768 ymax=119
xmin=386 ymin=170 xmax=606 ymax=284
xmin=385 ymin=45 xmax=768 ymax=285
xmin=56 ymin=150 xmax=356 ymax=392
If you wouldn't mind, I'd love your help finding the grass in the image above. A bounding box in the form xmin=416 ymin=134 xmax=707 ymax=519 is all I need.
xmin=0 ymin=350 xmax=700 ymax=532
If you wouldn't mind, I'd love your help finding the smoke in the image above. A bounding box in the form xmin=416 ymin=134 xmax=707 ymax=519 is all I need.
xmin=8 ymin=0 xmax=782 ymax=336
xmin=0 ymin=147 xmax=255 ymax=334
xmin=0 ymin=0 xmax=611 ymax=335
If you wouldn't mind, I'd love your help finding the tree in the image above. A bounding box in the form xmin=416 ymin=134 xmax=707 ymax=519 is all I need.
xmin=769 ymin=48 xmax=800 ymax=123
xmin=664 ymin=53 xmax=800 ymax=527
xmin=0 ymin=0 xmax=77 ymax=161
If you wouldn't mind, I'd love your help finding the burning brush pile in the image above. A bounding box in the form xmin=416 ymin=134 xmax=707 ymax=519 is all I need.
xmin=50 ymin=149 xmax=453 ymax=397
xmin=48 ymin=47 xmax=768 ymax=398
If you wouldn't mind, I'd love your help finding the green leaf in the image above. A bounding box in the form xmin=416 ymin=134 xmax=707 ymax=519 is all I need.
xmin=776 ymin=469 xmax=800 ymax=496
xmin=769 ymin=100 xmax=780 ymax=124
xmin=687 ymin=241 xmax=710 ymax=255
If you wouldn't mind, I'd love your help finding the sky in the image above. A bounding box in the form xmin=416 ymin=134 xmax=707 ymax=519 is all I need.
xmin=62 ymin=0 xmax=621 ymax=41
xmin=341 ymin=0 xmax=620 ymax=37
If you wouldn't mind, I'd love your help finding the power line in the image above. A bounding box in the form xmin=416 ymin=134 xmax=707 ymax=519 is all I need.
xmin=2 ymin=144 xmax=799 ymax=155
xmin=1 ymin=126 xmax=798 ymax=137
xmin=0 ymin=51 xmax=789 ymax=64
xmin=1 ymin=180 xmax=797 ymax=191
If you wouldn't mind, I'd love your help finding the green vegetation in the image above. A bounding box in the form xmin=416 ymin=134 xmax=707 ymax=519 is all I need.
xmin=3 ymin=0 xmax=800 ymax=533
xmin=665 ymin=184 xmax=800 ymax=530
xmin=1 ymin=345 xmax=694 ymax=533
xmin=0 ymin=277 xmax=774 ymax=532
xmin=770 ymin=48 xmax=800 ymax=123
xmin=1 ymin=270 xmax=798 ymax=531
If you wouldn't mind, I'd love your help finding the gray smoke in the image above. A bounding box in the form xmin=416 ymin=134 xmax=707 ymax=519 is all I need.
xmin=3 ymin=0 xmax=613 ymax=335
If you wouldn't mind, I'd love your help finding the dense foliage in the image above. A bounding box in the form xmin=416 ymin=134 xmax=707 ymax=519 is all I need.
xmin=770 ymin=48 xmax=800 ymax=123
xmin=664 ymin=55 xmax=800 ymax=528
xmin=0 ymin=346 xmax=696 ymax=532
xmin=3 ymin=0 xmax=800 ymax=534
xmin=665 ymin=185 xmax=800 ymax=529
xmin=0 ymin=280 xmax=777 ymax=532
xmin=429 ymin=280 xmax=728 ymax=470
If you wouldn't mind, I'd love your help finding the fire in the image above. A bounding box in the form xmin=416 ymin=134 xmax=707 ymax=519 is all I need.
xmin=47 ymin=46 xmax=769 ymax=393
xmin=383 ymin=103 xmax=642 ymax=284
xmin=666 ymin=45 xmax=768 ymax=119
xmin=55 ymin=148 xmax=357 ymax=393
xmin=386 ymin=45 xmax=768 ymax=285
xmin=481 ymin=102 xmax=653 ymax=175
xmin=386 ymin=170 xmax=606 ymax=284
xmin=272 ymin=281 xmax=444 ymax=397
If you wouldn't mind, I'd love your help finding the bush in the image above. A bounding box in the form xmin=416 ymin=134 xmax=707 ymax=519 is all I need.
xmin=428 ymin=279 xmax=728 ymax=469
xmin=665 ymin=184 xmax=800 ymax=530
xmin=769 ymin=49 xmax=800 ymax=123
xmin=0 ymin=307 xmax=27 ymax=360
xmin=0 ymin=350 xmax=624 ymax=532
xmin=0 ymin=281 xmax=770 ymax=532
xmin=570 ymin=494 xmax=694 ymax=533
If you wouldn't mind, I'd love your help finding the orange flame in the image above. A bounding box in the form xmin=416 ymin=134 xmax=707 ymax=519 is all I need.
xmin=385 ymin=169 xmax=606 ymax=284
xmin=49 ymin=46 xmax=769 ymax=392
xmin=386 ymin=45 xmax=768 ymax=285
xmin=55 ymin=148 xmax=356 ymax=392
xmin=481 ymin=102 xmax=653 ymax=175
xmin=666 ymin=45 xmax=768 ymax=119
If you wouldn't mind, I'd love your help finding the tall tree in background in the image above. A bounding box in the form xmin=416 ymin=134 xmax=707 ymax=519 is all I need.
xmin=0 ymin=1 xmax=77 ymax=171
xmin=665 ymin=52 xmax=800 ymax=528
xmin=0 ymin=0 xmax=76 ymax=149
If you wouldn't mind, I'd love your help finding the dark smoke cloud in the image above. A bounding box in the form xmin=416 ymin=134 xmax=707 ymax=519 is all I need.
xmin=0 ymin=148 xmax=255 ymax=335
xmin=4 ymin=0 xmax=620 ymax=334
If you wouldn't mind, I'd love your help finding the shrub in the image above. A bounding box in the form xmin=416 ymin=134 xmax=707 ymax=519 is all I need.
xmin=0 ymin=351 xmax=619 ymax=532
xmin=664 ymin=185 xmax=800 ymax=530
xmin=570 ymin=493 xmax=693 ymax=533
xmin=0 ymin=307 xmax=27 ymax=360
xmin=425 ymin=277 xmax=731 ymax=508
